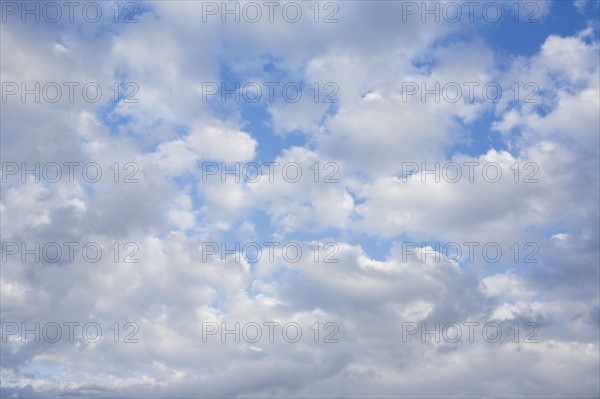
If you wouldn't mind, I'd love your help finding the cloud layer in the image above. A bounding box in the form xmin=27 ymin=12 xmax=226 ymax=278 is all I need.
xmin=1 ymin=1 xmax=599 ymax=397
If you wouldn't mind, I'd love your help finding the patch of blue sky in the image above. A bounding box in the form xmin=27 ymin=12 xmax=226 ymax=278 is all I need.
xmin=98 ymin=101 xmax=134 ymax=136
xmin=211 ymin=59 xmax=339 ymax=161
xmin=446 ymin=108 xmax=512 ymax=158
xmin=441 ymin=1 xmax=599 ymax=58
xmin=20 ymin=362 xmax=63 ymax=381
xmin=235 ymin=209 xmax=273 ymax=240
xmin=126 ymin=1 xmax=155 ymax=20
xmin=486 ymin=1 xmax=598 ymax=56
xmin=353 ymin=235 xmax=404 ymax=262
xmin=201 ymin=74 xmax=307 ymax=161
xmin=240 ymin=100 xmax=307 ymax=162
xmin=441 ymin=1 xmax=598 ymax=159
xmin=208 ymin=287 xmax=226 ymax=311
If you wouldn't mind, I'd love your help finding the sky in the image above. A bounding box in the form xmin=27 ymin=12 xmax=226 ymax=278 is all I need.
xmin=0 ymin=0 xmax=599 ymax=397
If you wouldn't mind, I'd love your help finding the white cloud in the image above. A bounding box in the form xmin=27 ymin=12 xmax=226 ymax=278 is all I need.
xmin=1 ymin=3 xmax=598 ymax=398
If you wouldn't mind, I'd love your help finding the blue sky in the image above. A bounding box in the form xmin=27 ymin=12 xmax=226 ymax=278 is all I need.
xmin=1 ymin=1 xmax=599 ymax=397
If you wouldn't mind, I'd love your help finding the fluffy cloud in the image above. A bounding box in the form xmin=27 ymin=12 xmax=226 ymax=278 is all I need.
xmin=1 ymin=1 xmax=598 ymax=397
